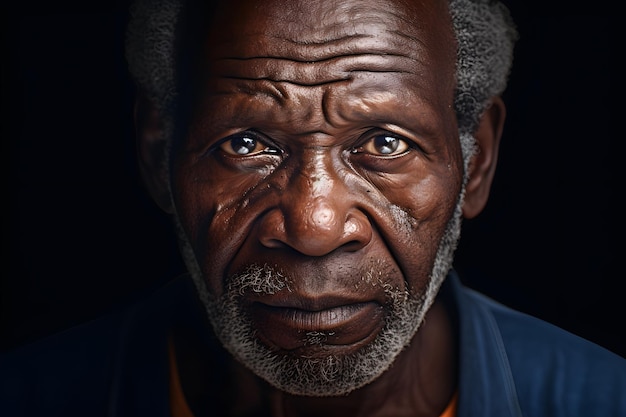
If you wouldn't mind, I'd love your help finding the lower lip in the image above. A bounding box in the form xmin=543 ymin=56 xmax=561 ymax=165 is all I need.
xmin=249 ymin=301 xmax=385 ymax=354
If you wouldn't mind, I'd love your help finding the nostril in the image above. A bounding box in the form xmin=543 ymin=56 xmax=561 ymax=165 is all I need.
xmin=260 ymin=237 xmax=289 ymax=249
xmin=341 ymin=239 xmax=368 ymax=252
xmin=341 ymin=212 xmax=372 ymax=250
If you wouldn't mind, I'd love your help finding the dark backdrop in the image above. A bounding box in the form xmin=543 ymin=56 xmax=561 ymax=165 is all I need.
xmin=2 ymin=1 xmax=624 ymax=357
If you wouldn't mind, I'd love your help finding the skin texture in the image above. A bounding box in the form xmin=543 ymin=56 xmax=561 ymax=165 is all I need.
xmin=176 ymin=0 xmax=461 ymax=306
xmin=136 ymin=0 xmax=505 ymax=415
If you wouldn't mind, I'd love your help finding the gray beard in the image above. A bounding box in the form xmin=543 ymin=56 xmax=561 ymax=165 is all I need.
xmin=205 ymin=263 xmax=426 ymax=397
xmin=175 ymin=160 xmax=468 ymax=397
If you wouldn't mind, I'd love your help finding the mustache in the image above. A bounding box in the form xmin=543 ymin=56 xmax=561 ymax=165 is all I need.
xmin=225 ymin=263 xmax=412 ymax=306
xmin=227 ymin=264 xmax=293 ymax=296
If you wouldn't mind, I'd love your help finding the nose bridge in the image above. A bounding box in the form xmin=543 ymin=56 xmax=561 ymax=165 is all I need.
xmin=296 ymin=148 xmax=336 ymax=202
xmin=261 ymin=146 xmax=371 ymax=256
xmin=286 ymin=147 xmax=346 ymax=237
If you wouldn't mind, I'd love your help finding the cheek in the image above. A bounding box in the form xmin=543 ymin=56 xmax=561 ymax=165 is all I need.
xmin=372 ymin=168 xmax=461 ymax=294
xmin=400 ymin=175 xmax=459 ymax=222
xmin=172 ymin=158 xmax=278 ymax=295
xmin=371 ymin=161 xmax=460 ymax=223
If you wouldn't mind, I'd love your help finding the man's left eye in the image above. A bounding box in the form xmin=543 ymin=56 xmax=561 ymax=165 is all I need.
xmin=356 ymin=135 xmax=410 ymax=157
xmin=219 ymin=133 xmax=277 ymax=156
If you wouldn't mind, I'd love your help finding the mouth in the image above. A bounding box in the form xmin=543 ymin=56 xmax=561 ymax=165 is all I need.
xmin=248 ymin=299 xmax=385 ymax=356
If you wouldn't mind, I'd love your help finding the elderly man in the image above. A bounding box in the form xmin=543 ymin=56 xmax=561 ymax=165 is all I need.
xmin=2 ymin=0 xmax=625 ymax=416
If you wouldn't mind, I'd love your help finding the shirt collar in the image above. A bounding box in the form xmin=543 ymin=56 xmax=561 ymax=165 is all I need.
xmin=446 ymin=271 xmax=523 ymax=417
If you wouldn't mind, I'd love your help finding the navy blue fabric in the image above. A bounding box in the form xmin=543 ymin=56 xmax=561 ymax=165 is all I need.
xmin=449 ymin=272 xmax=626 ymax=417
xmin=2 ymin=272 xmax=625 ymax=416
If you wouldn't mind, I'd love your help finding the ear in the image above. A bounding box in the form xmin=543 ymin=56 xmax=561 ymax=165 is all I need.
xmin=134 ymin=93 xmax=175 ymax=214
xmin=462 ymin=96 xmax=506 ymax=219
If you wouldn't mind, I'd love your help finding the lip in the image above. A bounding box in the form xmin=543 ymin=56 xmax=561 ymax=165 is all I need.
xmin=248 ymin=299 xmax=385 ymax=354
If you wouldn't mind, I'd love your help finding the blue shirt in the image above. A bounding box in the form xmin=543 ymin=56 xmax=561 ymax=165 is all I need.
xmin=2 ymin=272 xmax=625 ymax=416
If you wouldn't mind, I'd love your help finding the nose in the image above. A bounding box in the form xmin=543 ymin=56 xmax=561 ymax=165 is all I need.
xmin=258 ymin=151 xmax=372 ymax=256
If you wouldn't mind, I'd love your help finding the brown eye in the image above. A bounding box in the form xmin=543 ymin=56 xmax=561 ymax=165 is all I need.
xmin=219 ymin=133 xmax=276 ymax=156
xmin=360 ymin=135 xmax=409 ymax=156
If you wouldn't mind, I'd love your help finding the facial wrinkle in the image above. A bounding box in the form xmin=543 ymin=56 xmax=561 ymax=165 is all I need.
xmin=265 ymin=26 xmax=429 ymax=61
xmin=224 ymin=76 xmax=349 ymax=90
xmin=222 ymin=51 xmax=418 ymax=65
xmin=207 ymin=52 xmax=427 ymax=134
xmin=213 ymin=54 xmax=417 ymax=87
xmin=256 ymin=0 xmax=429 ymax=53
xmin=343 ymin=173 xmax=449 ymax=295
xmin=208 ymin=23 xmax=426 ymax=67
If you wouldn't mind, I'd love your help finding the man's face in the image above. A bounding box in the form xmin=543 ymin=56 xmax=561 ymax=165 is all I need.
xmin=171 ymin=0 xmax=463 ymax=396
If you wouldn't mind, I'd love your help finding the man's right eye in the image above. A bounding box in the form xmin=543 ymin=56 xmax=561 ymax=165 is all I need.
xmin=219 ymin=133 xmax=279 ymax=156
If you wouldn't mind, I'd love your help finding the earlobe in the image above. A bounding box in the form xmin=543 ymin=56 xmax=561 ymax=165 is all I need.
xmin=462 ymin=96 xmax=506 ymax=219
xmin=134 ymin=93 xmax=175 ymax=214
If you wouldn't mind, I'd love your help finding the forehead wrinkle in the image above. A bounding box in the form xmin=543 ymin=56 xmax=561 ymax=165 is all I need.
xmin=212 ymin=54 xmax=421 ymax=87
xmin=211 ymin=29 xmax=425 ymax=64
xmin=222 ymin=50 xmax=418 ymax=66
xmin=203 ymin=72 xmax=441 ymax=142
xmin=227 ymin=79 xmax=290 ymax=103
xmin=322 ymin=71 xmax=441 ymax=128
xmin=201 ymin=81 xmax=342 ymax=139
xmin=258 ymin=0 xmax=429 ymax=46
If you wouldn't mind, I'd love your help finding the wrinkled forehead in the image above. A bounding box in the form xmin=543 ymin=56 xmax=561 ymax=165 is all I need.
xmin=194 ymin=0 xmax=456 ymax=72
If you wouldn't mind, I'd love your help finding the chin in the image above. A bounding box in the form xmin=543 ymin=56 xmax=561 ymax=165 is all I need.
xmin=205 ymin=274 xmax=428 ymax=397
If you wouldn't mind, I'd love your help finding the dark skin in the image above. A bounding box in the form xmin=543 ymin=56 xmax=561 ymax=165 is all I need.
xmin=135 ymin=0 xmax=505 ymax=415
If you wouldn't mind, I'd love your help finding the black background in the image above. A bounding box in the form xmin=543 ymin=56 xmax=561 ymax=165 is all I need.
xmin=2 ymin=1 xmax=624 ymax=358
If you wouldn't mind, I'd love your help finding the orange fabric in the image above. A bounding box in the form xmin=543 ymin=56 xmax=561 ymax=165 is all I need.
xmin=168 ymin=340 xmax=195 ymax=417
xmin=439 ymin=391 xmax=458 ymax=417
